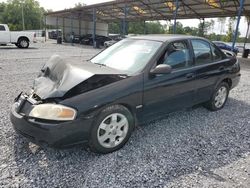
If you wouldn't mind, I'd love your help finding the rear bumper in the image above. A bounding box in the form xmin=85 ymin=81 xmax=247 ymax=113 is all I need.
xmin=10 ymin=104 xmax=93 ymax=147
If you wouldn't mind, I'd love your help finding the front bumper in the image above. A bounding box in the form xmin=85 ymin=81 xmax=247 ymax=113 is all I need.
xmin=10 ymin=96 xmax=94 ymax=147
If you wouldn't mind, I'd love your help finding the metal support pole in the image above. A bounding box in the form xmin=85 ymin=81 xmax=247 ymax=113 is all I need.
xmin=123 ymin=4 xmax=128 ymax=36
xmin=62 ymin=17 xmax=65 ymax=42
xmin=44 ymin=16 xmax=46 ymax=42
xmin=202 ymin=18 xmax=205 ymax=37
xmin=92 ymin=8 xmax=96 ymax=47
xmin=232 ymin=0 xmax=245 ymax=49
xmin=79 ymin=19 xmax=81 ymax=36
xmin=56 ymin=17 xmax=59 ymax=39
xmin=21 ymin=2 xmax=25 ymax=30
xmin=144 ymin=20 xmax=146 ymax=34
xmin=70 ymin=15 xmax=74 ymax=45
xmin=173 ymin=0 xmax=179 ymax=34
xmin=71 ymin=15 xmax=73 ymax=34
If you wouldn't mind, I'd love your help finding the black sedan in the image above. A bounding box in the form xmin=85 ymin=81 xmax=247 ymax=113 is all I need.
xmin=11 ymin=35 xmax=241 ymax=154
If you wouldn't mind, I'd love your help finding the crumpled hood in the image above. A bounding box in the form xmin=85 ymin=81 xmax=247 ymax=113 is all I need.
xmin=33 ymin=55 xmax=126 ymax=99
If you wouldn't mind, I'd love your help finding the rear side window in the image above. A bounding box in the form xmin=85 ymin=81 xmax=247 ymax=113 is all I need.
xmin=211 ymin=45 xmax=223 ymax=61
xmin=191 ymin=40 xmax=212 ymax=65
xmin=0 ymin=25 xmax=6 ymax=31
xmin=158 ymin=40 xmax=191 ymax=70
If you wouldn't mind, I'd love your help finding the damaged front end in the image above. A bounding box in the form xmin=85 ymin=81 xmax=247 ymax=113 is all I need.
xmin=10 ymin=54 xmax=130 ymax=146
xmin=32 ymin=55 xmax=128 ymax=101
xmin=13 ymin=55 xmax=128 ymax=122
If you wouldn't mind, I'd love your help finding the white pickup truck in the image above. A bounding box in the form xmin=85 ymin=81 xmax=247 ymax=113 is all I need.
xmin=0 ymin=24 xmax=36 ymax=48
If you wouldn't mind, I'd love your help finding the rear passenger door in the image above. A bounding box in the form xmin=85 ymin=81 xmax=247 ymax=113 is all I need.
xmin=190 ymin=39 xmax=229 ymax=104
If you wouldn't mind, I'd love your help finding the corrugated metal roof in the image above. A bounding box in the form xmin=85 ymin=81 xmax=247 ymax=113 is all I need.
xmin=45 ymin=0 xmax=250 ymax=22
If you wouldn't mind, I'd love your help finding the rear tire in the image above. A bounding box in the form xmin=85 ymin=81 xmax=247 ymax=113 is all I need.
xmin=205 ymin=82 xmax=229 ymax=111
xmin=17 ymin=38 xmax=29 ymax=48
xmin=89 ymin=105 xmax=134 ymax=154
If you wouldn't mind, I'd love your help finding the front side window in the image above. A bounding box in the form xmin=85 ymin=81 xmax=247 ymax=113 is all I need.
xmin=158 ymin=40 xmax=191 ymax=69
xmin=91 ymin=39 xmax=162 ymax=74
xmin=191 ymin=39 xmax=212 ymax=65
xmin=0 ymin=25 xmax=6 ymax=31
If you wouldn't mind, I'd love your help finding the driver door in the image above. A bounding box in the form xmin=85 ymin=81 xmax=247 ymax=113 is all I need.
xmin=142 ymin=40 xmax=197 ymax=120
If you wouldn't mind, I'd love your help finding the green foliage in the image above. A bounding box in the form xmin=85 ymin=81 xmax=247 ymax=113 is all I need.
xmin=224 ymin=17 xmax=237 ymax=42
xmin=109 ymin=21 xmax=165 ymax=35
xmin=168 ymin=22 xmax=185 ymax=34
xmin=198 ymin=20 xmax=215 ymax=36
xmin=108 ymin=22 xmax=121 ymax=34
xmin=145 ymin=21 xmax=166 ymax=34
xmin=128 ymin=22 xmax=145 ymax=34
xmin=0 ymin=0 xmax=45 ymax=31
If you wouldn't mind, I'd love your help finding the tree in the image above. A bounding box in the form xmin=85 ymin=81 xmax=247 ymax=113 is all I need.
xmin=145 ymin=21 xmax=165 ymax=34
xmin=244 ymin=16 xmax=250 ymax=48
xmin=168 ymin=22 xmax=185 ymax=34
xmin=109 ymin=21 xmax=166 ymax=35
xmin=224 ymin=17 xmax=236 ymax=42
xmin=198 ymin=19 xmax=215 ymax=37
xmin=183 ymin=26 xmax=199 ymax=36
xmin=217 ymin=17 xmax=226 ymax=34
xmin=1 ymin=0 xmax=45 ymax=31
xmin=108 ymin=22 xmax=121 ymax=34
xmin=0 ymin=2 xmax=6 ymax=23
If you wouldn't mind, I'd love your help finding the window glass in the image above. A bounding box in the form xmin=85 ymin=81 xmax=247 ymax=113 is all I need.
xmin=159 ymin=41 xmax=191 ymax=69
xmin=191 ymin=40 xmax=212 ymax=65
xmin=0 ymin=25 xmax=6 ymax=31
xmin=211 ymin=45 xmax=222 ymax=61
xmin=91 ymin=39 xmax=162 ymax=74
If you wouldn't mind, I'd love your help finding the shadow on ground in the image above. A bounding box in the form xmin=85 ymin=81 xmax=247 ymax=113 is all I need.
xmin=0 ymin=46 xmax=38 ymax=50
xmin=13 ymin=98 xmax=250 ymax=187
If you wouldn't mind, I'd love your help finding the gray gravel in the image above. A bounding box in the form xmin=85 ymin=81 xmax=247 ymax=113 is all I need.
xmin=0 ymin=42 xmax=250 ymax=188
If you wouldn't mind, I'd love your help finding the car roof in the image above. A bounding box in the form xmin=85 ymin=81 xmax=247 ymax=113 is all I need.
xmin=130 ymin=34 xmax=206 ymax=42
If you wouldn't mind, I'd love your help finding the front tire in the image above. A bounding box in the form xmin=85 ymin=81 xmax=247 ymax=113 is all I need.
xmin=205 ymin=82 xmax=229 ymax=111
xmin=89 ymin=105 xmax=134 ymax=154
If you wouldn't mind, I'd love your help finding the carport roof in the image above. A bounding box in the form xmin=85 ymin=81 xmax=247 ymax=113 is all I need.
xmin=45 ymin=0 xmax=250 ymax=22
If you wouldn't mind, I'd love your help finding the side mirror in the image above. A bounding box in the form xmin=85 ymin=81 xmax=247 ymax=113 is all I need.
xmin=150 ymin=64 xmax=172 ymax=75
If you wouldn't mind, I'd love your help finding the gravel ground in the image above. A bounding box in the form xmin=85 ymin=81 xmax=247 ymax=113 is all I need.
xmin=0 ymin=42 xmax=250 ymax=188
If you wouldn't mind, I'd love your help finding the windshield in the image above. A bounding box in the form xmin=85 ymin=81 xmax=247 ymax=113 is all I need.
xmin=91 ymin=39 xmax=162 ymax=74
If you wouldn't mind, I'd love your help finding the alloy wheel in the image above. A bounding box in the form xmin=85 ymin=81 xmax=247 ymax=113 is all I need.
xmin=214 ymin=86 xmax=228 ymax=108
xmin=97 ymin=113 xmax=129 ymax=148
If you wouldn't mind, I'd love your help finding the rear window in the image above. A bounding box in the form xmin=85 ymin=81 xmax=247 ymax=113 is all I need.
xmin=191 ymin=39 xmax=213 ymax=65
xmin=0 ymin=25 xmax=6 ymax=31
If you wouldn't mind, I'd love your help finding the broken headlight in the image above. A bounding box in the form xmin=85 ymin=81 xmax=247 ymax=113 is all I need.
xmin=29 ymin=104 xmax=77 ymax=121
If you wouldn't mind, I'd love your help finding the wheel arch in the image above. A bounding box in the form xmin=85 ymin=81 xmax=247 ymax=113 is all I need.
xmin=221 ymin=78 xmax=232 ymax=89
xmin=91 ymin=103 xmax=138 ymax=128
xmin=18 ymin=36 xmax=30 ymax=42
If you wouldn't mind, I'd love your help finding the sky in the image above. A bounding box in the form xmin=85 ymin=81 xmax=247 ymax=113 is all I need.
xmin=0 ymin=0 xmax=248 ymax=36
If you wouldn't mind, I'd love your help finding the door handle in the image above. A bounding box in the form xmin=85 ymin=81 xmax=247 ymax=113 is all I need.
xmin=186 ymin=73 xmax=195 ymax=79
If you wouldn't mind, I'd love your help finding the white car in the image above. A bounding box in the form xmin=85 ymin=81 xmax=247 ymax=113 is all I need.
xmin=104 ymin=40 xmax=117 ymax=48
xmin=0 ymin=24 xmax=36 ymax=48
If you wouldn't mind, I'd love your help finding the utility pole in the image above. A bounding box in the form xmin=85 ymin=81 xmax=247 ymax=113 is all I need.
xmin=21 ymin=1 xmax=25 ymax=30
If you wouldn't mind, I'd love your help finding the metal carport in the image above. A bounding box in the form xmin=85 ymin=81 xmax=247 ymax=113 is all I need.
xmin=45 ymin=0 xmax=250 ymax=48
